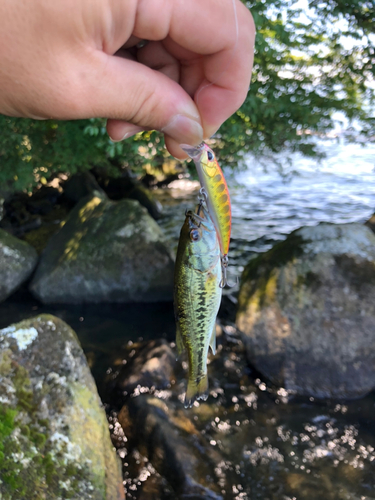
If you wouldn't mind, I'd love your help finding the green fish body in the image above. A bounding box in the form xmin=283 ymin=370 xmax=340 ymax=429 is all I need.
xmin=174 ymin=203 xmax=222 ymax=408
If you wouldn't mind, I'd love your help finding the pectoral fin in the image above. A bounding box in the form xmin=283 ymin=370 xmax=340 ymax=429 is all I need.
xmin=209 ymin=325 xmax=216 ymax=355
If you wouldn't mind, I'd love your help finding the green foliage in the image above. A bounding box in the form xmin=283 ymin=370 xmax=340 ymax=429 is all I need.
xmin=0 ymin=0 xmax=374 ymax=191
xmin=218 ymin=0 xmax=375 ymax=163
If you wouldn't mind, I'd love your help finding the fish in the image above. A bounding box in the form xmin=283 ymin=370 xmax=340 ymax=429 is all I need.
xmin=174 ymin=202 xmax=222 ymax=408
xmin=180 ymin=143 xmax=232 ymax=285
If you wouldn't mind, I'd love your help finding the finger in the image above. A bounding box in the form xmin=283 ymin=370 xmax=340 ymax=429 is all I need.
xmin=137 ymin=41 xmax=180 ymax=82
xmin=84 ymin=53 xmax=203 ymax=147
xmin=165 ymin=136 xmax=190 ymax=159
xmin=131 ymin=0 xmax=255 ymax=138
xmin=107 ymin=122 xmax=145 ymax=141
xmin=122 ymin=35 xmax=143 ymax=49
xmin=193 ymin=1 xmax=255 ymax=137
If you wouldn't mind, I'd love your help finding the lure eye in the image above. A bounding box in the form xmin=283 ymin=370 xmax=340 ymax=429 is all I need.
xmin=207 ymin=151 xmax=214 ymax=161
xmin=189 ymin=229 xmax=201 ymax=242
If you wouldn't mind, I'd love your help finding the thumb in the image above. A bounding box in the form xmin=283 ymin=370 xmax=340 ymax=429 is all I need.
xmin=86 ymin=53 xmax=204 ymax=151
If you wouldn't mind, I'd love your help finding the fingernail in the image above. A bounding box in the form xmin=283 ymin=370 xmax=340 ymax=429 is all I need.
xmin=162 ymin=115 xmax=203 ymax=146
xmin=110 ymin=125 xmax=144 ymax=142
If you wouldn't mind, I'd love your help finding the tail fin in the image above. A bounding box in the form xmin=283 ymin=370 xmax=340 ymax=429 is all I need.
xmin=184 ymin=374 xmax=209 ymax=408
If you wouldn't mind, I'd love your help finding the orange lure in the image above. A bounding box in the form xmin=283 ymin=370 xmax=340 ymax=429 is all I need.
xmin=180 ymin=143 xmax=232 ymax=287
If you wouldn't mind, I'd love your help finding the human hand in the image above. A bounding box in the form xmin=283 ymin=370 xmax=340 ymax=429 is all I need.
xmin=0 ymin=0 xmax=255 ymax=158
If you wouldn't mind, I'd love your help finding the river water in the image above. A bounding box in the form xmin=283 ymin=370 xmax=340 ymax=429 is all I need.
xmin=0 ymin=138 xmax=374 ymax=499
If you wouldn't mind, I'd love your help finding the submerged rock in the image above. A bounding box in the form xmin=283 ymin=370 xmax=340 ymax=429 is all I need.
xmin=0 ymin=229 xmax=38 ymax=303
xmin=118 ymin=395 xmax=224 ymax=500
xmin=236 ymin=223 xmax=375 ymax=398
xmin=30 ymin=193 xmax=174 ymax=303
xmin=113 ymin=339 xmax=176 ymax=399
xmin=0 ymin=314 xmax=124 ymax=500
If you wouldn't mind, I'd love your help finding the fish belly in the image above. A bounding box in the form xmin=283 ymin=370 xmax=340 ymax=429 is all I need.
xmin=175 ymin=259 xmax=222 ymax=407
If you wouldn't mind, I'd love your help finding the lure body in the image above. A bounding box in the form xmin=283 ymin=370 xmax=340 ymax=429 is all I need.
xmin=174 ymin=204 xmax=222 ymax=408
xmin=180 ymin=143 xmax=232 ymax=259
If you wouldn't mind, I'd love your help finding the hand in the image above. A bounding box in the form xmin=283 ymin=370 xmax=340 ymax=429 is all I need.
xmin=0 ymin=0 xmax=255 ymax=158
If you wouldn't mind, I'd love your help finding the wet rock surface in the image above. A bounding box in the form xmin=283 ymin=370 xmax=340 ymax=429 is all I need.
xmin=236 ymin=222 xmax=375 ymax=399
xmin=105 ymin=331 xmax=375 ymax=500
xmin=30 ymin=193 xmax=174 ymax=303
xmin=0 ymin=229 xmax=38 ymax=303
xmin=365 ymin=212 xmax=375 ymax=233
xmin=0 ymin=314 xmax=124 ymax=500
xmin=113 ymin=339 xmax=177 ymax=398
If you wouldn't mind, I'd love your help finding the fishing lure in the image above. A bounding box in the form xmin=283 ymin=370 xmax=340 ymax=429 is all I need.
xmin=174 ymin=202 xmax=222 ymax=407
xmin=180 ymin=143 xmax=233 ymax=287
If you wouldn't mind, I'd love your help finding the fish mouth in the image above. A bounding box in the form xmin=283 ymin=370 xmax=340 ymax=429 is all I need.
xmin=180 ymin=143 xmax=205 ymax=161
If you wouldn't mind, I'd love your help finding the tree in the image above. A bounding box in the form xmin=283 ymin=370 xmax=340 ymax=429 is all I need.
xmin=0 ymin=0 xmax=374 ymax=191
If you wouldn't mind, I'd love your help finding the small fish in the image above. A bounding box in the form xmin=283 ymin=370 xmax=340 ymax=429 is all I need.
xmin=174 ymin=202 xmax=222 ymax=408
xmin=180 ymin=142 xmax=231 ymax=256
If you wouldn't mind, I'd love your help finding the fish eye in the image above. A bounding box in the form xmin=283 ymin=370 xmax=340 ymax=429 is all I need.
xmin=207 ymin=151 xmax=214 ymax=161
xmin=189 ymin=229 xmax=201 ymax=242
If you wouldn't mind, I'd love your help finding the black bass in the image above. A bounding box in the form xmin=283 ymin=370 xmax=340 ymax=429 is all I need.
xmin=174 ymin=202 xmax=222 ymax=408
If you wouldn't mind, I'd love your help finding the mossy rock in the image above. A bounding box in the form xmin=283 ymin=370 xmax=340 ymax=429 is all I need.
xmin=236 ymin=223 xmax=375 ymax=398
xmin=0 ymin=314 xmax=124 ymax=500
xmin=0 ymin=229 xmax=38 ymax=303
xmin=30 ymin=194 xmax=174 ymax=303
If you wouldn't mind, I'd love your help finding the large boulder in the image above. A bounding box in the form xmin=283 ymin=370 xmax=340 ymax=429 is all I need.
xmin=0 ymin=314 xmax=124 ymax=500
xmin=236 ymin=223 xmax=375 ymax=398
xmin=0 ymin=228 xmax=38 ymax=303
xmin=30 ymin=194 xmax=174 ymax=303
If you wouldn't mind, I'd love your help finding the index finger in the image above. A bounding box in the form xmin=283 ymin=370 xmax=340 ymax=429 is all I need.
xmin=133 ymin=0 xmax=255 ymax=137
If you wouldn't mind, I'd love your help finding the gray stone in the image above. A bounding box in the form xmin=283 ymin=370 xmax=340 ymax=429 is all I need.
xmin=0 ymin=228 xmax=38 ymax=303
xmin=0 ymin=314 xmax=124 ymax=500
xmin=30 ymin=193 xmax=174 ymax=303
xmin=236 ymin=223 xmax=375 ymax=398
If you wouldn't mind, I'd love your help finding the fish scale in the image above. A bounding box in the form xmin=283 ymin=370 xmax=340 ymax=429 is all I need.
xmin=173 ymin=204 xmax=222 ymax=408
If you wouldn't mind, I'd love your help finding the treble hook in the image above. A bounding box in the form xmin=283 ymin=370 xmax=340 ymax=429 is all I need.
xmin=219 ymin=255 xmax=238 ymax=288
xmin=198 ymin=187 xmax=208 ymax=204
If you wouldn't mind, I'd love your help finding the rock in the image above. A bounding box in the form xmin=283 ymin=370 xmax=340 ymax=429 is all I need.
xmin=0 ymin=314 xmax=124 ymax=500
xmin=62 ymin=171 xmax=106 ymax=205
xmin=30 ymin=193 xmax=174 ymax=303
xmin=365 ymin=213 xmax=375 ymax=233
xmin=127 ymin=185 xmax=163 ymax=220
xmin=118 ymin=395 xmax=224 ymax=499
xmin=98 ymin=173 xmax=163 ymax=220
xmin=25 ymin=186 xmax=62 ymax=215
xmin=0 ymin=229 xmax=38 ymax=303
xmin=236 ymin=222 xmax=375 ymax=399
xmin=114 ymin=339 xmax=176 ymax=399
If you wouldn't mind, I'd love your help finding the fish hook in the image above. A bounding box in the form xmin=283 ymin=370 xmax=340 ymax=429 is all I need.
xmin=198 ymin=187 xmax=208 ymax=204
xmin=219 ymin=255 xmax=238 ymax=288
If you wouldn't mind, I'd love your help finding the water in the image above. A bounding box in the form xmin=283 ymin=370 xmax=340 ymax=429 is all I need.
xmin=1 ymin=138 xmax=375 ymax=499
xmin=156 ymin=139 xmax=375 ymax=284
